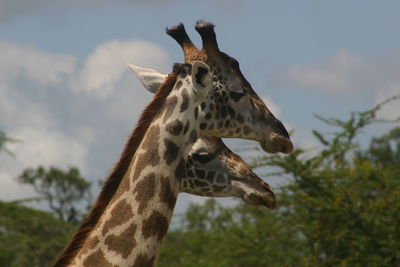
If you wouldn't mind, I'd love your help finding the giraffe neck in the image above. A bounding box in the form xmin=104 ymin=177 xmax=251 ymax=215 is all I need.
xmin=71 ymin=80 xmax=201 ymax=267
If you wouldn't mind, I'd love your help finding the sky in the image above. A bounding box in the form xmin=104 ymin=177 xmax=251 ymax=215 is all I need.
xmin=1 ymin=0 xmax=400 ymax=214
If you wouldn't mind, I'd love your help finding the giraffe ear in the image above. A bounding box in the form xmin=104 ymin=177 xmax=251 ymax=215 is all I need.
xmin=191 ymin=61 xmax=212 ymax=98
xmin=127 ymin=64 xmax=167 ymax=93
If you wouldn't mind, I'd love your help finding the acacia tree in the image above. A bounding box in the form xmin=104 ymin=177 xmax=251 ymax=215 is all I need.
xmin=16 ymin=166 xmax=92 ymax=223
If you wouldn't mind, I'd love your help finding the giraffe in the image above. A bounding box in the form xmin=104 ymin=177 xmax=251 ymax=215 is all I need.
xmin=165 ymin=21 xmax=293 ymax=154
xmin=53 ymin=62 xmax=275 ymax=267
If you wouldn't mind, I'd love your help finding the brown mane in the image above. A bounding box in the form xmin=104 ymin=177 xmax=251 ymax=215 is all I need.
xmin=52 ymin=73 xmax=178 ymax=266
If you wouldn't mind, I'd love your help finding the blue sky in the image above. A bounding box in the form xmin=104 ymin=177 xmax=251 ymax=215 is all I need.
xmin=1 ymin=0 xmax=400 ymax=212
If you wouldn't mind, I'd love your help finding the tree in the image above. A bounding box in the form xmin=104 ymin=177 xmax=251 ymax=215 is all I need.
xmin=358 ymin=127 xmax=400 ymax=166
xmin=16 ymin=166 xmax=92 ymax=223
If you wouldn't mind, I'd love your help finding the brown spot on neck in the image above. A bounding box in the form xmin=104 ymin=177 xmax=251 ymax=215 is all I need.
xmin=163 ymin=138 xmax=180 ymax=164
xmin=102 ymin=199 xmax=133 ymax=236
xmin=105 ymin=223 xmax=137 ymax=259
xmin=133 ymin=173 xmax=156 ymax=214
xmin=142 ymin=211 xmax=170 ymax=241
xmin=141 ymin=125 xmax=161 ymax=150
xmin=165 ymin=119 xmax=183 ymax=136
xmin=78 ymin=236 xmax=99 ymax=258
xmin=159 ymin=176 xmax=177 ymax=210
xmin=130 ymin=126 xmax=161 ymax=182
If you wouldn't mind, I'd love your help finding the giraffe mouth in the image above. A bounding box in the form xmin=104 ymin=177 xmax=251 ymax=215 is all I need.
xmin=261 ymin=133 xmax=293 ymax=154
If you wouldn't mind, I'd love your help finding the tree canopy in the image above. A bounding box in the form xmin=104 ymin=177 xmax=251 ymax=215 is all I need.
xmin=16 ymin=166 xmax=92 ymax=223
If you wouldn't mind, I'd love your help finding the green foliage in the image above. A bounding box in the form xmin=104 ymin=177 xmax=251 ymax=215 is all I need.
xmin=358 ymin=127 xmax=400 ymax=166
xmin=274 ymin=152 xmax=400 ymax=266
xmin=16 ymin=166 xmax=92 ymax=223
xmin=0 ymin=201 xmax=75 ymax=267
xmin=159 ymin=97 xmax=400 ymax=267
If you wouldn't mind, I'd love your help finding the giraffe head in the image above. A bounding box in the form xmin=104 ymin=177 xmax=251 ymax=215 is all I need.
xmin=129 ymin=64 xmax=276 ymax=208
xmin=166 ymin=21 xmax=293 ymax=154
xmin=183 ymin=136 xmax=276 ymax=208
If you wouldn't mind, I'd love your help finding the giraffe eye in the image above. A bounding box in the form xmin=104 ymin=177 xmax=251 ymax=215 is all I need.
xmin=192 ymin=152 xmax=213 ymax=163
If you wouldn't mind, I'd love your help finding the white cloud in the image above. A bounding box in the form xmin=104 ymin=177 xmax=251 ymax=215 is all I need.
xmin=71 ymin=40 xmax=169 ymax=98
xmin=270 ymin=50 xmax=400 ymax=95
xmin=0 ymin=42 xmax=77 ymax=85
xmin=0 ymin=84 xmax=54 ymax=130
xmin=0 ymin=42 xmax=75 ymax=132
xmin=8 ymin=127 xmax=90 ymax=172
